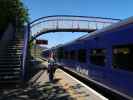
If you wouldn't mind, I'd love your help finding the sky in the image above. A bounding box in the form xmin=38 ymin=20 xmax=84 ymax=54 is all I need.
xmin=22 ymin=0 xmax=133 ymax=48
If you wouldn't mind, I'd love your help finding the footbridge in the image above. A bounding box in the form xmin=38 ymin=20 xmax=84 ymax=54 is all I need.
xmin=30 ymin=15 xmax=121 ymax=41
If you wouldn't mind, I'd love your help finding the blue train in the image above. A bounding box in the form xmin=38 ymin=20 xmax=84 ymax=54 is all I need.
xmin=42 ymin=17 xmax=133 ymax=98
xmin=42 ymin=49 xmax=50 ymax=59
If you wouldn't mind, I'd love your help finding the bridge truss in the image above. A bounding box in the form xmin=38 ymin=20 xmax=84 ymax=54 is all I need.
xmin=30 ymin=15 xmax=121 ymax=41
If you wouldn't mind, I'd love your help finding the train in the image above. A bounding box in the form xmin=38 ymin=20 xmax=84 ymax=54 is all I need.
xmin=41 ymin=17 xmax=133 ymax=98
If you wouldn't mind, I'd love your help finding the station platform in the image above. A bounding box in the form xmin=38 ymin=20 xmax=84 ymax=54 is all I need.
xmin=0 ymin=58 xmax=108 ymax=100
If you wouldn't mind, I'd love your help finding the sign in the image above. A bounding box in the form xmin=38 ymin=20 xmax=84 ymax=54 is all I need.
xmin=36 ymin=39 xmax=48 ymax=45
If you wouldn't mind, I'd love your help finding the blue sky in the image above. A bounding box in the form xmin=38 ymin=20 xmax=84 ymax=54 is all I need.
xmin=23 ymin=0 xmax=133 ymax=48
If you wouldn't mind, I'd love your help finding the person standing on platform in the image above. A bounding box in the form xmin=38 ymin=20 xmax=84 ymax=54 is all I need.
xmin=47 ymin=51 xmax=56 ymax=82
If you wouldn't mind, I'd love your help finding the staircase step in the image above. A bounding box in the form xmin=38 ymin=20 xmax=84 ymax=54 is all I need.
xmin=0 ymin=76 xmax=20 ymax=80
xmin=9 ymin=40 xmax=23 ymax=42
xmin=4 ymin=56 xmax=21 ymax=58
xmin=7 ymin=52 xmax=22 ymax=55
xmin=0 ymin=77 xmax=20 ymax=81
xmin=7 ymin=50 xmax=22 ymax=52
xmin=0 ymin=38 xmax=24 ymax=83
xmin=0 ymin=56 xmax=20 ymax=58
xmin=7 ymin=51 xmax=22 ymax=54
xmin=8 ymin=44 xmax=23 ymax=46
xmin=0 ymin=58 xmax=20 ymax=62
xmin=8 ymin=49 xmax=23 ymax=52
xmin=5 ymin=53 xmax=22 ymax=57
xmin=7 ymin=47 xmax=22 ymax=49
xmin=8 ymin=43 xmax=23 ymax=45
xmin=0 ymin=72 xmax=20 ymax=76
xmin=8 ymin=42 xmax=23 ymax=45
xmin=0 ymin=62 xmax=20 ymax=64
xmin=0 ymin=65 xmax=21 ymax=68
xmin=0 ymin=59 xmax=21 ymax=62
xmin=0 ymin=80 xmax=21 ymax=84
xmin=0 ymin=68 xmax=20 ymax=71
xmin=8 ymin=41 xmax=23 ymax=43
xmin=0 ymin=61 xmax=20 ymax=65
xmin=7 ymin=46 xmax=23 ymax=49
xmin=0 ymin=59 xmax=20 ymax=62
xmin=1 ymin=57 xmax=21 ymax=59
xmin=0 ymin=71 xmax=20 ymax=75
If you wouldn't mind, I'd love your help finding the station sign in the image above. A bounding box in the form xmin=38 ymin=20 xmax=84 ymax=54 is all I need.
xmin=36 ymin=39 xmax=48 ymax=45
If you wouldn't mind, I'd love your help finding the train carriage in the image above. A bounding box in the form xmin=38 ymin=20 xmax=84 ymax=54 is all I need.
xmin=42 ymin=17 xmax=133 ymax=98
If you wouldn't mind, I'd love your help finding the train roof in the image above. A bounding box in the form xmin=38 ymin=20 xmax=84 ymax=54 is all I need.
xmin=78 ymin=16 xmax=133 ymax=40
xmin=50 ymin=16 xmax=133 ymax=49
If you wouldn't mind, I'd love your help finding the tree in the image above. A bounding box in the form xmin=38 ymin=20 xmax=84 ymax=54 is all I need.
xmin=0 ymin=0 xmax=28 ymax=33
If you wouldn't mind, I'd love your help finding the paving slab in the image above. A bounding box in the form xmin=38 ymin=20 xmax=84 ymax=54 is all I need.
xmin=0 ymin=58 xmax=108 ymax=100
xmin=33 ymin=58 xmax=108 ymax=100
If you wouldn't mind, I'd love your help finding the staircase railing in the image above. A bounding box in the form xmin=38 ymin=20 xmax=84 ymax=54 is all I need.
xmin=21 ymin=23 xmax=30 ymax=81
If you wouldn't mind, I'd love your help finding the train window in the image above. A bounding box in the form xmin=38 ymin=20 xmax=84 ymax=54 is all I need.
xmin=64 ymin=51 xmax=68 ymax=59
xmin=57 ymin=47 xmax=64 ymax=59
xmin=78 ymin=49 xmax=86 ymax=62
xmin=90 ymin=49 xmax=106 ymax=66
xmin=112 ymin=45 xmax=133 ymax=71
xmin=70 ymin=51 xmax=76 ymax=60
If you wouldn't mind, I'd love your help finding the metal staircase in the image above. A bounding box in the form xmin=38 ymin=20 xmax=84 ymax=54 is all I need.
xmin=0 ymin=39 xmax=23 ymax=83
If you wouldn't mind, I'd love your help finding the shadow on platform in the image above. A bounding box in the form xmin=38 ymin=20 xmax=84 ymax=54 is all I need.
xmin=0 ymin=78 xmax=74 ymax=100
xmin=0 ymin=58 xmax=90 ymax=100
xmin=27 ymin=58 xmax=46 ymax=81
xmin=0 ymin=58 xmax=74 ymax=100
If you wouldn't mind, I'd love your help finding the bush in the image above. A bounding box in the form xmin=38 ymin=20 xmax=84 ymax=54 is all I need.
xmin=0 ymin=0 xmax=28 ymax=33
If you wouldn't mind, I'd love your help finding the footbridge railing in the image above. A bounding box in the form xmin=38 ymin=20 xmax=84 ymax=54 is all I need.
xmin=30 ymin=15 xmax=121 ymax=41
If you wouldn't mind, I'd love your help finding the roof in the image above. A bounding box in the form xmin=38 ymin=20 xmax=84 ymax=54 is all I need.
xmin=50 ymin=16 xmax=133 ymax=48
xmin=78 ymin=16 xmax=133 ymax=40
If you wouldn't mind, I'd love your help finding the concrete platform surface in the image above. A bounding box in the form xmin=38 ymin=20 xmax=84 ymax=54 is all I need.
xmin=0 ymin=58 xmax=108 ymax=100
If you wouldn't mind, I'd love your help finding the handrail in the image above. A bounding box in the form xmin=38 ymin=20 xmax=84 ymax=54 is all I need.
xmin=30 ymin=15 xmax=121 ymax=42
xmin=30 ymin=15 xmax=121 ymax=25
xmin=21 ymin=23 xmax=30 ymax=81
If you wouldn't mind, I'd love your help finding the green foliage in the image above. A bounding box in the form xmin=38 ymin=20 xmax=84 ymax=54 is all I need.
xmin=0 ymin=0 xmax=29 ymax=33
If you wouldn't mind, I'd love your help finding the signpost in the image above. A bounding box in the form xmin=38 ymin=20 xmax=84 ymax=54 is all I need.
xmin=36 ymin=39 xmax=48 ymax=45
